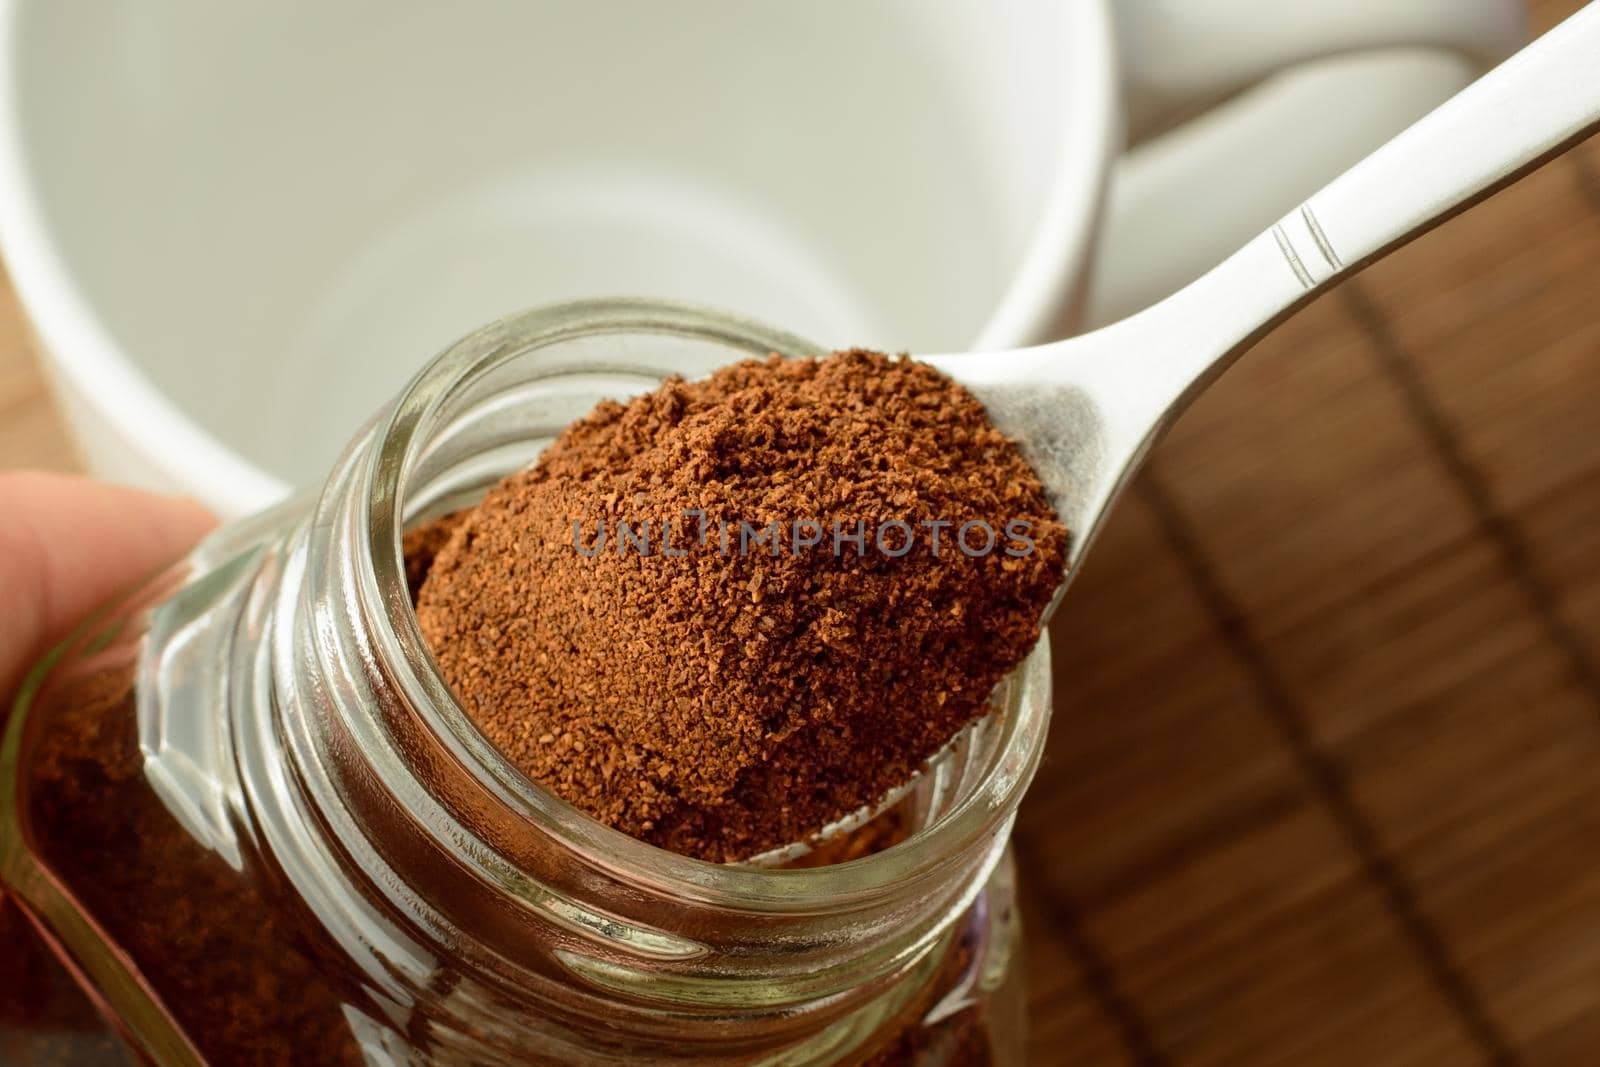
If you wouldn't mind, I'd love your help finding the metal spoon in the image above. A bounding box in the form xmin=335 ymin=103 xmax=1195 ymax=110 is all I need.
xmin=920 ymin=3 xmax=1600 ymax=607
xmin=749 ymin=8 xmax=1598 ymax=863
xmin=394 ymin=7 xmax=1600 ymax=867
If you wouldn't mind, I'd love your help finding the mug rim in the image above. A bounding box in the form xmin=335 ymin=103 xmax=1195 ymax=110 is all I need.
xmin=0 ymin=0 xmax=1119 ymax=513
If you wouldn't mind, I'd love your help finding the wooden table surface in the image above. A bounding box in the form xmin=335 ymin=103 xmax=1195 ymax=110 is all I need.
xmin=3 ymin=3 xmax=1599 ymax=1062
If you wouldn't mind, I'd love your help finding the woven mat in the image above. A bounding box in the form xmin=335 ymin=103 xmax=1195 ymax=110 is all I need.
xmin=1018 ymin=2 xmax=1600 ymax=1062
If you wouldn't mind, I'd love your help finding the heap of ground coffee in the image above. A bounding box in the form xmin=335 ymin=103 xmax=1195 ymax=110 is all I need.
xmin=412 ymin=350 xmax=1065 ymax=862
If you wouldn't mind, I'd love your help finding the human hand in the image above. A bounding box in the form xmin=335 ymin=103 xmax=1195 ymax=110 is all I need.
xmin=0 ymin=472 xmax=215 ymax=699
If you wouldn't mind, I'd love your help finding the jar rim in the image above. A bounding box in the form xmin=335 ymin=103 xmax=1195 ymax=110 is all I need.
xmin=358 ymin=298 xmax=1053 ymax=912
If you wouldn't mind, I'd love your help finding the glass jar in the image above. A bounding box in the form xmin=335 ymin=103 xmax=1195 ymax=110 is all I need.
xmin=0 ymin=300 xmax=1052 ymax=1066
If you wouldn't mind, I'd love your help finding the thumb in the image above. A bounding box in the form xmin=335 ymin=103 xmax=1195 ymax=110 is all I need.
xmin=0 ymin=472 xmax=216 ymax=699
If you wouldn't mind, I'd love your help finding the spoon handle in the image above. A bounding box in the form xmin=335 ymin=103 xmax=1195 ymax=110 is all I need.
xmin=945 ymin=5 xmax=1600 ymax=581
xmin=1130 ymin=1 xmax=1600 ymax=411
xmin=1270 ymin=2 xmax=1600 ymax=292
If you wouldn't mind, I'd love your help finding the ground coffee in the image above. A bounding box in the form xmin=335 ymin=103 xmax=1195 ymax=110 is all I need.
xmin=13 ymin=637 xmax=993 ymax=1064
xmin=0 ymin=351 xmax=1042 ymax=1062
xmin=412 ymin=350 xmax=1066 ymax=861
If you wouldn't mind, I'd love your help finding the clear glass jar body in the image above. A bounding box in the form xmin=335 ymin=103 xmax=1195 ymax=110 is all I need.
xmin=0 ymin=301 xmax=1051 ymax=1065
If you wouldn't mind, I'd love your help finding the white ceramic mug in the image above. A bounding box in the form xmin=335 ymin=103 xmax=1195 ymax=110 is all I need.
xmin=0 ymin=1 xmax=1521 ymax=516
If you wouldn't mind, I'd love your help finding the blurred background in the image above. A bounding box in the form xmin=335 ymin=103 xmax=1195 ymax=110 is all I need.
xmin=3 ymin=0 xmax=1599 ymax=1063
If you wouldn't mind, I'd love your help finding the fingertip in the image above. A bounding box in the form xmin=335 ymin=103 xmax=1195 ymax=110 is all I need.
xmin=0 ymin=472 xmax=218 ymax=697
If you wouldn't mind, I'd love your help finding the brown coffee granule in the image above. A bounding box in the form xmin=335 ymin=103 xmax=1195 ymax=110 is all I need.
xmin=783 ymin=805 xmax=910 ymax=869
xmin=403 ymin=509 xmax=467 ymax=601
xmin=22 ymin=664 xmax=366 ymax=1065
xmin=12 ymin=648 xmax=991 ymax=1064
xmin=860 ymin=926 xmax=994 ymax=1067
xmin=414 ymin=350 xmax=1066 ymax=862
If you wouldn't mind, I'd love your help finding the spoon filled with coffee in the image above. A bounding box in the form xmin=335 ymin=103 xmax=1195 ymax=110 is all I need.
xmin=407 ymin=5 xmax=1599 ymax=866
xmin=920 ymin=2 xmax=1600 ymax=598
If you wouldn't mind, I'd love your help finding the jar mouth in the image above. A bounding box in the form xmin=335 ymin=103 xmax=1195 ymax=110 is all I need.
xmin=357 ymin=298 xmax=1052 ymax=913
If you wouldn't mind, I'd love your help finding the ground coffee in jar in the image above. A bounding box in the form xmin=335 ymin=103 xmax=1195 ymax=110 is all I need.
xmin=3 ymin=308 xmax=1056 ymax=1065
xmin=412 ymin=349 xmax=1066 ymax=861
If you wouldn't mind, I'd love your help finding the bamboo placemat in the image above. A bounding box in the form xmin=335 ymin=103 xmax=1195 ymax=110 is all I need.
xmin=1017 ymin=1 xmax=1600 ymax=1062
xmin=2 ymin=3 xmax=1597 ymax=1061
